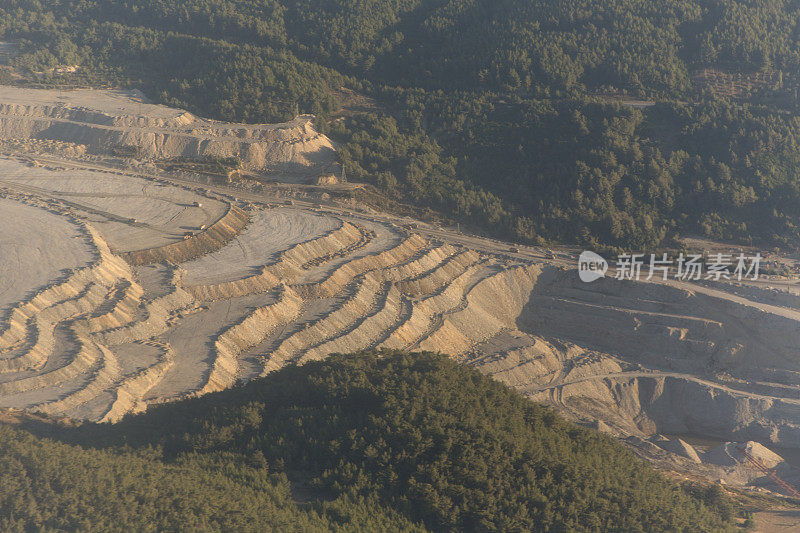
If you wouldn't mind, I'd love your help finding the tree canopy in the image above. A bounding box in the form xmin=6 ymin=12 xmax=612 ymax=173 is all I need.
xmin=3 ymin=0 xmax=800 ymax=249
xmin=1 ymin=351 xmax=739 ymax=531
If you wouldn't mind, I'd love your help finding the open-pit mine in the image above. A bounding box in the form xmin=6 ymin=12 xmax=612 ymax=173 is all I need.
xmin=2 ymin=86 xmax=800 ymax=493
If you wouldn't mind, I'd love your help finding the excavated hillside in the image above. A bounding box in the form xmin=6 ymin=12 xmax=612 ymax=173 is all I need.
xmin=0 ymin=154 xmax=538 ymax=421
xmin=0 ymin=86 xmax=335 ymax=174
xmin=1 ymin=87 xmax=800 ymax=494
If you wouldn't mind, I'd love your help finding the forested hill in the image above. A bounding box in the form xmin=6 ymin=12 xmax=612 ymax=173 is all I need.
xmin=0 ymin=351 xmax=738 ymax=531
xmin=3 ymin=0 xmax=800 ymax=250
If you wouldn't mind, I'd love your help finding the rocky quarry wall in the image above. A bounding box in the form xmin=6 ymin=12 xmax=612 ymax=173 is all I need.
xmin=515 ymin=267 xmax=800 ymax=448
xmin=0 ymin=87 xmax=335 ymax=173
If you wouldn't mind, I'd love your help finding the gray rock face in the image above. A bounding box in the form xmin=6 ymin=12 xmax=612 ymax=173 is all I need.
xmin=499 ymin=267 xmax=800 ymax=450
xmin=657 ymin=438 xmax=702 ymax=463
xmin=705 ymin=441 xmax=786 ymax=468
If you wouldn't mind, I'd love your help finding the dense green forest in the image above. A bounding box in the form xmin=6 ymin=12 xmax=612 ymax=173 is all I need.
xmin=0 ymin=351 xmax=739 ymax=531
xmin=3 ymin=0 xmax=800 ymax=249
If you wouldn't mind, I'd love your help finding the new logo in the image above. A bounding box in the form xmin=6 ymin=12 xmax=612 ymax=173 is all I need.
xmin=578 ymin=251 xmax=607 ymax=282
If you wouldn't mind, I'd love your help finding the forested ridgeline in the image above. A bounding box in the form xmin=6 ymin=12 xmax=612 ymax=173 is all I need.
xmin=3 ymin=0 xmax=800 ymax=249
xmin=1 ymin=351 xmax=738 ymax=531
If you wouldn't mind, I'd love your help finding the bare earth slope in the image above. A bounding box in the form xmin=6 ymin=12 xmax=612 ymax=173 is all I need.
xmin=1 ymin=87 xmax=800 ymax=495
xmin=0 ymin=86 xmax=335 ymax=174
